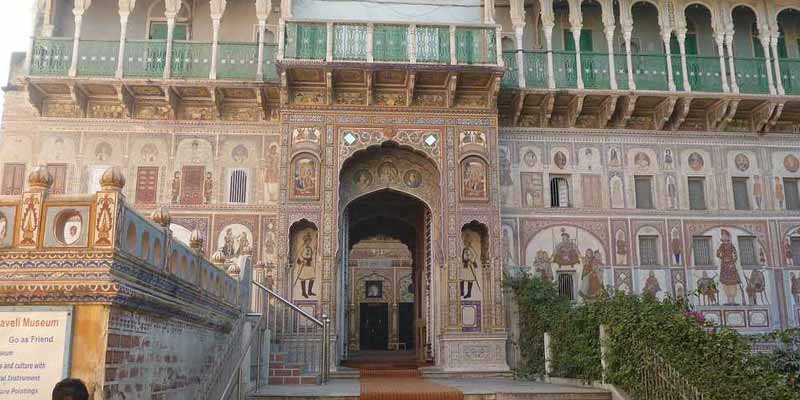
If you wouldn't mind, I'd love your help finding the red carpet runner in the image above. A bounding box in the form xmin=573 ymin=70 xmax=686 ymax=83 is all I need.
xmin=357 ymin=364 xmax=464 ymax=400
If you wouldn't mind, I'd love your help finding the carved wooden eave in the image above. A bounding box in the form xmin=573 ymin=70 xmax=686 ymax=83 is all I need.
xmin=611 ymin=94 xmax=637 ymax=128
xmin=25 ymin=76 xmax=281 ymax=122
xmin=705 ymin=99 xmax=730 ymax=131
xmin=668 ymin=97 xmax=691 ymax=131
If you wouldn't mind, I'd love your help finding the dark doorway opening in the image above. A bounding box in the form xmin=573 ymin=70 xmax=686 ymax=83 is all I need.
xmin=360 ymin=303 xmax=389 ymax=350
xmin=398 ymin=303 xmax=415 ymax=349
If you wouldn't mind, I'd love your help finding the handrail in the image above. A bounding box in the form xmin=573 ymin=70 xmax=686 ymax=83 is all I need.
xmin=283 ymin=17 xmax=500 ymax=29
xmin=218 ymin=314 xmax=268 ymax=400
xmin=253 ymin=280 xmax=323 ymax=327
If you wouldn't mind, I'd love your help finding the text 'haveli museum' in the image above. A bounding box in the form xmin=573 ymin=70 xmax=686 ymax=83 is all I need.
xmin=2 ymin=0 xmax=800 ymax=398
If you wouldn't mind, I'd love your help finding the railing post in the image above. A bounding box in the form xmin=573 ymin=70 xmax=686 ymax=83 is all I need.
xmin=662 ymin=32 xmax=676 ymax=92
xmin=543 ymin=332 xmax=552 ymax=379
xmin=408 ymin=24 xmax=416 ymax=63
xmin=367 ymin=23 xmax=374 ymax=63
xmin=449 ymin=25 xmax=457 ymax=65
xmin=604 ymin=25 xmax=617 ymax=90
xmin=24 ymin=1 xmax=45 ymax=75
xmin=69 ymin=1 xmax=90 ymax=77
xmin=322 ymin=314 xmax=331 ymax=384
xmin=772 ymin=35 xmax=785 ymax=95
xmin=623 ymin=27 xmax=636 ymax=90
xmin=210 ymin=18 xmax=222 ymax=79
xmin=115 ymin=8 xmax=131 ymax=79
xmin=571 ymin=27 xmax=584 ymax=89
xmin=326 ymin=21 xmax=334 ymax=62
xmin=721 ymin=32 xmax=734 ymax=93
xmin=676 ymin=29 xmax=691 ymax=92
xmin=256 ymin=19 xmax=267 ymax=81
xmin=163 ymin=14 xmax=177 ymax=79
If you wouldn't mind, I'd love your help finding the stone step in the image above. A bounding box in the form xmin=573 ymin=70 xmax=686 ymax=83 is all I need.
xmin=266 ymin=375 xmax=320 ymax=385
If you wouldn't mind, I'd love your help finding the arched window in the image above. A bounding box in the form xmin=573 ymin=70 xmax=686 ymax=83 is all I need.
xmin=147 ymin=1 xmax=192 ymax=40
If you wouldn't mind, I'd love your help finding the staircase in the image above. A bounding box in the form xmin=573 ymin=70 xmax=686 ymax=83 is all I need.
xmin=267 ymin=352 xmax=319 ymax=385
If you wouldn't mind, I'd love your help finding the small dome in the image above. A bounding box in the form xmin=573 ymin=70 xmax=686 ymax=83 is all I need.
xmin=99 ymin=167 xmax=126 ymax=191
xmin=150 ymin=206 xmax=172 ymax=227
xmin=211 ymin=248 xmax=226 ymax=265
xmin=227 ymin=262 xmax=241 ymax=275
xmin=27 ymin=166 xmax=53 ymax=190
xmin=189 ymin=229 xmax=204 ymax=249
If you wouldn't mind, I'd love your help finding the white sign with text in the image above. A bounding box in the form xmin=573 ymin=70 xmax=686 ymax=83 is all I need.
xmin=0 ymin=307 xmax=73 ymax=400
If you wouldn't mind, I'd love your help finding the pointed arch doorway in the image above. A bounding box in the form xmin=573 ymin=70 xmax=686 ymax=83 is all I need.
xmin=336 ymin=144 xmax=440 ymax=365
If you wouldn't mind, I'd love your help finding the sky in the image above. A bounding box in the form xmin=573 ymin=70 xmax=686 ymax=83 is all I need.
xmin=0 ymin=1 xmax=34 ymax=117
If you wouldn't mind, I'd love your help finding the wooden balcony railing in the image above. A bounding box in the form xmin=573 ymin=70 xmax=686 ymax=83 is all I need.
xmin=282 ymin=19 xmax=500 ymax=66
xmin=781 ymin=58 xmax=800 ymax=95
xmin=734 ymin=57 xmax=770 ymax=94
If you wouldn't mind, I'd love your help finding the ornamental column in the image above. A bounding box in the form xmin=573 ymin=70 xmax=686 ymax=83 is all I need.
xmin=571 ymin=26 xmax=585 ymax=89
xmin=662 ymin=31 xmax=676 ymax=91
xmin=24 ymin=0 xmax=47 ymax=74
xmin=675 ymin=28 xmax=690 ymax=91
xmin=115 ymin=0 xmax=137 ymax=79
xmin=759 ymin=34 xmax=776 ymax=95
xmin=513 ymin=23 xmax=526 ymax=88
xmin=622 ymin=24 xmax=636 ymax=90
xmin=162 ymin=0 xmax=181 ymax=79
xmin=68 ymin=0 xmax=93 ymax=77
xmin=209 ymin=0 xmax=228 ymax=80
xmin=543 ymin=22 xmax=556 ymax=89
xmin=603 ymin=24 xmax=617 ymax=90
xmin=721 ymin=32 xmax=733 ymax=93
xmin=772 ymin=34 xmax=785 ymax=95
xmin=255 ymin=0 xmax=270 ymax=81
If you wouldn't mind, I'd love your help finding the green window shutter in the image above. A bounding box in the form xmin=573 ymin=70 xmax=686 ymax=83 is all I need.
xmin=580 ymin=30 xmax=593 ymax=52
xmin=439 ymin=27 xmax=450 ymax=63
xmin=373 ymin=25 xmax=387 ymax=60
xmin=285 ymin=23 xmax=298 ymax=58
xmin=173 ymin=24 xmax=188 ymax=41
xmin=564 ymin=29 xmax=575 ymax=51
xmin=669 ymin=34 xmax=679 ymax=55
xmin=149 ymin=23 xmax=168 ymax=40
xmin=685 ymin=34 xmax=698 ymax=55
xmin=753 ymin=36 xmax=764 ymax=58
xmin=777 ymin=36 xmax=787 ymax=59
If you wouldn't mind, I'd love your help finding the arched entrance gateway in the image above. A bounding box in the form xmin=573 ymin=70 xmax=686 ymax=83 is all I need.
xmin=337 ymin=144 xmax=439 ymax=363
xmin=278 ymin=120 xmax=509 ymax=373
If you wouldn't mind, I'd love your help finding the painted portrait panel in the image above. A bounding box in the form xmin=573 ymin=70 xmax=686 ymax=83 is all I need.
xmin=291 ymin=154 xmax=320 ymax=200
xmin=461 ymin=156 xmax=488 ymax=201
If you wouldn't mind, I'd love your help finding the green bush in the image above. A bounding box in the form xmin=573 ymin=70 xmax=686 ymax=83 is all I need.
xmin=506 ymin=275 xmax=800 ymax=400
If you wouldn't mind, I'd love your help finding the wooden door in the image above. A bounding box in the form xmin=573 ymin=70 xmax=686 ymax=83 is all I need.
xmin=46 ymin=164 xmax=67 ymax=194
xmin=359 ymin=303 xmax=388 ymax=350
xmin=2 ymin=163 xmax=25 ymax=195
xmin=135 ymin=167 xmax=159 ymax=204
xmin=180 ymin=166 xmax=205 ymax=205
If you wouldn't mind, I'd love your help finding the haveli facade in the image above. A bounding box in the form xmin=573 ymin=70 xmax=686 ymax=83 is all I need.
xmin=2 ymin=0 xmax=800 ymax=376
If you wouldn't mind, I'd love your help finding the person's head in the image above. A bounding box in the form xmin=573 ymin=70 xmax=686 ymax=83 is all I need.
xmin=52 ymin=379 xmax=89 ymax=400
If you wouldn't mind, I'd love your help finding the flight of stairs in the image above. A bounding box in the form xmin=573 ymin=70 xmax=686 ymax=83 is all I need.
xmin=267 ymin=352 xmax=319 ymax=385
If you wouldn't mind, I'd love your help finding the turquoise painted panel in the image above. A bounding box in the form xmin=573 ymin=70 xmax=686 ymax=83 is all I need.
xmin=780 ymin=59 xmax=800 ymax=95
xmin=333 ymin=23 xmax=367 ymax=61
xmin=374 ymin=25 xmax=408 ymax=62
xmin=734 ymin=57 xmax=770 ymax=94
xmin=31 ymin=38 xmax=73 ymax=76
xmin=77 ymin=40 xmax=119 ymax=77
xmin=263 ymin=44 xmax=278 ymax=81
xmin=285 ymin=22 xmax=327 ymax=60
xmin=455 ymin=27 xmax=497 ymax=65
xmin=124 ymin=40 xmax=167 ymax=78
xmin=501 ymin=52 xmax=517 ymax=88
xmin=523 ymin=51 xmax=548 ymax=88
xmin=581 ymin=52 xmax=611 ymax=90
xmin=218 ymin=42 xmax=258 ymax=80
xmin=415 ymin=26 xmax=450 ymax=64
xmin=631 ymin=53 xmax=669 ymax=91
xmin=172 ymin=41 xmax=212 ymax=78
xmin=552 ymin=51 xmax=577 ymax=88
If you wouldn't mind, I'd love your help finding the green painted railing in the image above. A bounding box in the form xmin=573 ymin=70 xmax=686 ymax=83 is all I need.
xmin=501 ymin=52 xmax=518 ymax=88
xmin=217 ymin=42 xmax=258 ymax=80
xmin=455 ymin=27 xmax=496 ymax=65
xmin=631 ymin=53 xmax=669 ymax=91
xmin=374 ymin=24 xmax=408 ymax=62
xmin=734 ymin=57 xmax=770 ymax=94
xmin=523 ymin=51 xmax=548 ymax=88
xmin=686 ymin=55 xmax=722 ymax=93
xmin=76 ymin=40 xmax=118 ymax=77
xmin=780 ymin=58 xmax=800 ymax=95
xmin=671 ymin=55 xmax=684 ymax=92
xmin=615 ymin=54 xmax=629 ymax=90
xmin=124 ymin=40 xmax=167 ymax=78
xmin=416 ymin=25 xmax=450 ymax=63
xmin=333 ymin=23 xmax=367 ymax=61
xmin=263 ymin=44 xmax=278 ymax=81
xmin=171 ymin=41 xmax=212 ymax=78
xmin=581 ymin=52 xmax=611 ymax=90
xmin=30 ymin=37 xmax=73 ymax=76
xmin=284 ymin=22 xmax=327 ymax=60
xmin=552 ymin=51 xmax=577 ymax=88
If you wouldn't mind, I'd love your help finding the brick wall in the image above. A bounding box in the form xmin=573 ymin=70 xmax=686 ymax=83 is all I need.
xmin=103 ymin=307 xmax=230 ymax=400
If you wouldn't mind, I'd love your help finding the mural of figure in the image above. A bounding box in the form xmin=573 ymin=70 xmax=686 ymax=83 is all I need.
xmin=522 ymin=149 xmax=537 ymax=168
xmin=237 ymin=232 xmax=251 ymax=255
xmin=95 ymin=142 xmax=112 ymax=162
xmin=717 ymin=229 xmax=741 ymax=305
xmin=697 ymin=271 xmax=718 ymax=305
xmin=666 ymin=176 xmax=677 ymax=209
xmin=785 ymin=238 xmax=793 ymax=265
xmin=643 ymin=271 xmax=661 ymax=297
xmin=461 ymin=237 xmax=480 ymax=299
xmin=775 ymin=177 xmax=785 ymax=209
xmin=378 ymin=161 xmax=399 ymax=183
xmin=222 ymin=228 xmax=236 ymax=257
xmin=610 ymin=174 xmax=624 ymax=209
xmin=553 ymin=151 xmax=567 ymax=169
xmin=753 ymin=175 xmax=763 ymax=210
xmin=609 ymin=148 xmax=620 ymax=167
xmin=615 ymin=230 xmax=627 ymax=265
xmin=634 ymin=152 xmax=651 ymax=169
xmin=171 ymin=171 xmax=182 ymax=203
xmin=263 ymin=223 xmax=276 ymax=260
xmin=791 ymin=272 xmax=800 ymax=303
xmin=0 ymin=215 xmax=7 ymax=241
xmin=502 ymin=228 xmax=515 ymax=266
xmin=744 ymin=269 xmax=766 ymax=305
xmin=533 ymin=250 xmax=553 ymax=281
xmin=580 ymin=249 xmax=603 ymax=299
xmin=264 ymin=144 xmax=279 ymax=201
xmin=293 ymin=157 xmax=317 ymax=198
xmin=203 ymin=172 xmax=213 ymax=204
xmin=552 ymin=229 xmax=581 ymax=268
xmin=95 ymin=195 xmax=114 ymax=246
xmin=463 ymin=159 xmax=487 ymax=200
xmin=670 ymin=228 xmax=682 ymax=265
xmin=295 ymin=233 xmax=317 ymax=299
xmin=499 ymin=149 xmax=513 ymax=205
xmin=232 ymin=145 xmax=248 ymax=163
xmin=664 ymin=149 xmax=673 ymax=167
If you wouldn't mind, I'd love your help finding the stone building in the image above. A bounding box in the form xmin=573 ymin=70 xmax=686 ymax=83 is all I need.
xmin=2 ymin=0 xmax=800 ymax=378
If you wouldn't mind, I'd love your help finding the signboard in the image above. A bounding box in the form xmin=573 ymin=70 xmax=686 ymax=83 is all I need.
xmin=0 ymin=306 xmax=73 ymax=400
